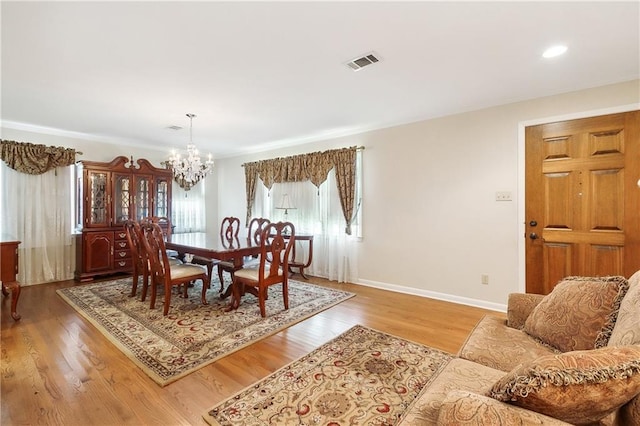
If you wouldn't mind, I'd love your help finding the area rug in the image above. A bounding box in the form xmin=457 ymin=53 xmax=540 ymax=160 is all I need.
xmin=203 ymin=325 xmax=453 ymax=425
xmin=57 ymin=277 xmax=354 ymax=386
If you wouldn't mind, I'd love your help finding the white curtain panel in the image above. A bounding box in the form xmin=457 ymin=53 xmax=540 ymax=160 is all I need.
xmin=255 ymin=169 xmax=359 ymax=283
xmin=172 ymin=180 xmax=206 ymax=233
xmin=0 ymin=163 xmax=74 ymax=285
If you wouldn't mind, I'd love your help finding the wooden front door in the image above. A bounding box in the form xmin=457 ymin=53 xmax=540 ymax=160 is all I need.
xmin=525 ymin=110 xmax=640 ymax=294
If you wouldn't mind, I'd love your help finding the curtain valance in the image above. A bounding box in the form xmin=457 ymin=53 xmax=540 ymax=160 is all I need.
xmin=1 ymin=140 xmax=77 ymax=175
xmin=243 ymin=146 xmax=358 ymax=234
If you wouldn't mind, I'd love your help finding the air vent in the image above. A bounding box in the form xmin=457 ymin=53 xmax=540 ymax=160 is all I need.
xmin=167 ymin=125 xmax=183 ymax=131
xmin=346 ymin=52 xmax=381 ymax=71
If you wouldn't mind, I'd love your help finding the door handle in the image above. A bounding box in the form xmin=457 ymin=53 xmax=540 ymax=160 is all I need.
xmin=529 ymin=233 xmax=539 ymax=240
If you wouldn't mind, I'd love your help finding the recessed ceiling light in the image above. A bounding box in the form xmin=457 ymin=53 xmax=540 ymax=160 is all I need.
xmin=542 ymin=45 xmax=568 ymax=58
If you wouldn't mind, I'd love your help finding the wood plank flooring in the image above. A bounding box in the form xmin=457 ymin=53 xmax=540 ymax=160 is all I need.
xmin=1 ymin=276 xmax=503 ymax=425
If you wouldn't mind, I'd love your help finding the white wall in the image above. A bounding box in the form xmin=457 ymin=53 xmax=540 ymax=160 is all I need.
xmin=214 ymin=79 xmax=640 ymax=311
xmin=2 ymin=80 xmax=638 ymax=308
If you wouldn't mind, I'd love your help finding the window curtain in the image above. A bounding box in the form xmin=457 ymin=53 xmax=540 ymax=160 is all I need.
xmin=244 ymin=162 xmax=258 ymax=225
xmin=255 ymin=171 xmax=359 ymax=283
xmin=172 ymin=180 xmax=206 ymax=233
xmin=0 ymin=140 xmax=78 ymax=285
xmin=0 ymin=140 xmax=76 ymax=174
xmin=248 ymin=147 xmax=362 ymax=283
xmin=243 ymin=146 xmax=358 ymax=234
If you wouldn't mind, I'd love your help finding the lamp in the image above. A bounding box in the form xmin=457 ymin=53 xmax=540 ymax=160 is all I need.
xmin=167 ymin=113 xmax=214 ymax=190
xmin=276 ymin=193 xmax=296 ymax=221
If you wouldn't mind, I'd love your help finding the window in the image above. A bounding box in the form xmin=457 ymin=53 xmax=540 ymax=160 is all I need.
xmin=172 ymin=180 xmax=206 ymax=233
xmin=252 ymin=150 xmax=362 ymax=282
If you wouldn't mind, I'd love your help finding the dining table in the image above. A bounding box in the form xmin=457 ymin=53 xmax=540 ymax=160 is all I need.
xmin=165 ymin=232 xmax=264 ymax=304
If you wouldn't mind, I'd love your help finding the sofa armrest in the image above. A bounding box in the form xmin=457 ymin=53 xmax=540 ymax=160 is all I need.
xmin=436 ymin=390 xmax=571 ymax=425
xmin=507 ymin=293 xmax=545 ymax=329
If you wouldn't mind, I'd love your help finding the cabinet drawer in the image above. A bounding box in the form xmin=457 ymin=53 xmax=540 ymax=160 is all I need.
xmin=114 ymin=239 xmax=129 ymax=250
xmin=114 ymin=231 xmax=128 ymax=241
xmin=114 ymin=258 xmax=133 ymax=270
xmin=115 ymin=249 xmax=131 ymax=260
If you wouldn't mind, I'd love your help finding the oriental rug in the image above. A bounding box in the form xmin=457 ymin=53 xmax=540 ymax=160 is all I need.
xmin=203 ymin=325 xmax=452 ymax=425
xmin=57 ymin=277 xmax=354 ymax=386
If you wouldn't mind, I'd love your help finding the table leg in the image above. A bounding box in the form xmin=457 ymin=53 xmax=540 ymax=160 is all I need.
xmin=2 ymin=282 xmax=21 ymax=321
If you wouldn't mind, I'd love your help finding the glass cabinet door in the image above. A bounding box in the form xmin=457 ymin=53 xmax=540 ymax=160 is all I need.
xmin=154 ymin=177 xmax=171 ymax=218
xmin=134 ymin=175 xmax=152 ymax=221
xmin=86 ymin=170 xmax=110 ymax=227
xmin=113 ymin=173 xmax=132 ymax=225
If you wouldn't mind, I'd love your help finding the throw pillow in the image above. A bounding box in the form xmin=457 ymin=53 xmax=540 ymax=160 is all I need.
xmin=523 ymin=276 xmax=628 ymax=352
xmin=488 ymin=346 xmax=640 ymax=425
xmin=608 ymin=270 xmax=640 ymax=346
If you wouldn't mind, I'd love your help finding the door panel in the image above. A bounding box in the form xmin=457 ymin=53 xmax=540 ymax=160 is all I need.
xmin=525 ymin=111 xmax=640 ymax=294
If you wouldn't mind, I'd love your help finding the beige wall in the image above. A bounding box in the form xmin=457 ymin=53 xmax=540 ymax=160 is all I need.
xmin=214 ymin=79 xmax=640 ymax=311
xmin=3 ymin=79 xmax=638 ymax=309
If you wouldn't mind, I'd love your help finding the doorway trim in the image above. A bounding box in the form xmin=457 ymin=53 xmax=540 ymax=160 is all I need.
xmin=516 ymin=102 xmax=640 ymax=293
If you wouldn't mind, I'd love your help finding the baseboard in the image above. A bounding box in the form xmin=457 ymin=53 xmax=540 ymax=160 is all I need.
xmin=355 ymin=278 xmax=507 ymax=313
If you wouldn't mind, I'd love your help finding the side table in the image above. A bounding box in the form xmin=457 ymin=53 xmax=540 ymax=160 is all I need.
xmin=1 ymin=237 xmax=21 ymax=321
xmin=288 ymin=234 xmax=314 ymax=279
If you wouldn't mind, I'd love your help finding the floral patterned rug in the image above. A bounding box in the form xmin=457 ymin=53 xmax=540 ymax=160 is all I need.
xmin=203 ymin=325 xmax=453 ymax=425
xmin=57 ymin=277 xmax=354 ymax=386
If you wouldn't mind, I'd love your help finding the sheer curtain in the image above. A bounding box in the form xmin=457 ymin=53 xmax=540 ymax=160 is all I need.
xmin=171 ymin=180 xmax=206 ymax=233
xmin=254 ymin=166 xmax=361 ymax=283
xmin=0 ymin=162 xmax=74 ymax=285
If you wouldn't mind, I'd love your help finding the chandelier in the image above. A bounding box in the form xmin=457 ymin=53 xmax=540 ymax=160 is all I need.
xmin=167 ymin=113 xmax=214 ymax=190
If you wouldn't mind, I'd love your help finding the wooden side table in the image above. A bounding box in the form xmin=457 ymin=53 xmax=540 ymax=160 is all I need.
xmin=288 ymin=234 xmax=314 ymax=279
xmin=1 ymin=237 xmax=21 ymax=321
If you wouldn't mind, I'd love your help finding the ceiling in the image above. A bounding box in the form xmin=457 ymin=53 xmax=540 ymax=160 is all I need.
xmin=2 ymin=1 xmax=639 ymax=159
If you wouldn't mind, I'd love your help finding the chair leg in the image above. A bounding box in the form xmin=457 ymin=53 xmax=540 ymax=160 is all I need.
xmin=259 ymin=286 xmax=267 ymax=317
xmin=217 ymin=267 xmax=225 ymax=290
xmin=201 ymin=277 xmax=210 ymax=305
xmin=283 ymin=280 xmax=289 ymax=310
xmin=130 ymin=269 xmax=139 ymax=297
xmin=140 ymin=269 xmax=149 ymax=302
xmin=206 ymin=262 xmax=214 ymax=286
xmin=150 ymin=280 xmax=157 ymax=309
xmin=163 ymin=283 xmax=172 ymax=316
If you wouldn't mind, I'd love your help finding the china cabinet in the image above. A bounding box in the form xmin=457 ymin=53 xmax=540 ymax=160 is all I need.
xmin=74 ymin=156 xmax=172 ymax=281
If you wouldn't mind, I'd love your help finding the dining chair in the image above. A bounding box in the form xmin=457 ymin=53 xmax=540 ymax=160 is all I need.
xmin=147 ymin=216 xmax=179 ymax=259
xmin=131 ymin=219 xmax=183 ymax=302
xmin=123 ymin=220 xmax=147 ymax=298
xmin=216 ymin=217 xmax=242 ymax=290
xmin=231 ymin=221 xmax=295 ymax=317
xmin=139 ymin=222 xmax=211 ymax=316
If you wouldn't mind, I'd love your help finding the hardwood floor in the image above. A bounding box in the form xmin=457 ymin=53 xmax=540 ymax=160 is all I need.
xmin=1 ymin=276 xmax=503 ymax=425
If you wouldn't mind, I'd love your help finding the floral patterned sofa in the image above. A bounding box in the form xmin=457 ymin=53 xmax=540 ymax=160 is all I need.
xmin=400 ymin=271 xmax=640 ymax=425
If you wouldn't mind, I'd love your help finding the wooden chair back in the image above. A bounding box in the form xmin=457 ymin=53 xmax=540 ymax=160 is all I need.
xmin=139 ymin=222 xmax=169 ymax=282
xmin=123 ymin=220 xmax=146 ymax=297
xmin=147 ymin=216 xmax=173 ymax=238
xmin=123 ymin=220 xmax=143 ymax=268
xmin=220 ymin=217 xmax=240 ymax=240
xmin=257 ymin=221 xmax=295 ymax=283
xmin=248 ymin=217 xmax=271 ymax=245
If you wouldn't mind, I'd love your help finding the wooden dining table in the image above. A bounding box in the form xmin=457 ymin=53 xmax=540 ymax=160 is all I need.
xmin=165 ymin=232 xmax=263 ymax=305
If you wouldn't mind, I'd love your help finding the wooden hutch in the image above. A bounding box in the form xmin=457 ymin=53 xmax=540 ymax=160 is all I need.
xmin=74 ymin=156 xmax=172 ymax=282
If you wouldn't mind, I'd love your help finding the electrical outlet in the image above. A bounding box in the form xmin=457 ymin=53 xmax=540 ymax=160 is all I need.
xmin=495 ymin=191 xmax=512 ymax=201
xmin=481 ymin=274 xmax=489 ymax=285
